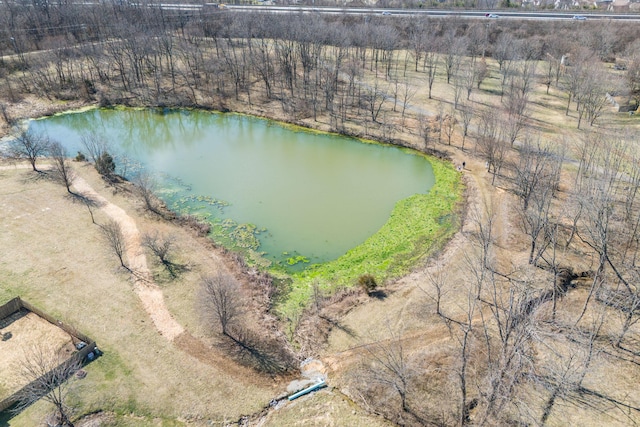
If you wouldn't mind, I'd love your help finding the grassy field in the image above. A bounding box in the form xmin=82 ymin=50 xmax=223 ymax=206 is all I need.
xmin=0 ymin=164 xmax=277 ymax=425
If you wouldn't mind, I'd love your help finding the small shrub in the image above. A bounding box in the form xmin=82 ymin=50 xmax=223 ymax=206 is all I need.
xmin=357 ymin=274 xmax=378 ymax=294
xmin=179 ymin=214 xmax=211 ymax=237
xmin=95 ymin=151 xmax=115 ymax=177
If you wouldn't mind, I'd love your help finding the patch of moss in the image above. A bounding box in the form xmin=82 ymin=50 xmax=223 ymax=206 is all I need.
xmin=286 ymin=255 xmax=310 ymax=266
xmin=171 ymin=194 xmax=229 ymax=212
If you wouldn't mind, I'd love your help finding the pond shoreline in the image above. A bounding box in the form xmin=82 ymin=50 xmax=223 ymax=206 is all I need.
xmin=4 ymin=98 xmax=463 ymax=322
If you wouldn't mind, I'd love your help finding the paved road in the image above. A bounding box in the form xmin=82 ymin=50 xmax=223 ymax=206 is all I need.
xmin=112 ymin=2 xmax=640 ymax=21
xmin=4 ymin=1 xmax=638 ymax=21
xmin=220 ymin=5 xmax=640 ymax=21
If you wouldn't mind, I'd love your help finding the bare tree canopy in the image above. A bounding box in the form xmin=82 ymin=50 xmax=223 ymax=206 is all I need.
xmin=142 ymin=231 xmax=183 ymax=278
xmin=80 ymin=131 xmax=109 ymax=164
xmin=13 ymin=344 xmax=82 ymax=427
xmin=99 ymin=219 xmax=129 ymax=271
xmin=7 ymin=129 xmax=50 ymax=172
xmin=49 ymin=140 xmax=76 ymax=194
xmin=134 ymin=172 xmax=161 ymax=215
xmin=199 ymin=273 xmax=243 ymax=336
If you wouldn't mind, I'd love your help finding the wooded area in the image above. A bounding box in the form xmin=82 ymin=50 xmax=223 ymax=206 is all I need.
xmin=2 ymin=3 xmax=640 ymax=426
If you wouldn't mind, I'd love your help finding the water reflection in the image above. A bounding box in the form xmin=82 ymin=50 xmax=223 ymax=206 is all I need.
xmin=30 ymin=108 xmax=435 ymax=267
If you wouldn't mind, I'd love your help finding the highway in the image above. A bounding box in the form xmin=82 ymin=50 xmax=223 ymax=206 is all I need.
xmin=219 ymin=4 xmax=640 ymax=21
xmin=4 ymin=0 xmax=638 ymax=21
xmin=3 ymin=0 xmax=640 ymax=22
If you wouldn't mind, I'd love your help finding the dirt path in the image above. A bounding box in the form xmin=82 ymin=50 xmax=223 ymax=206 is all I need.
xmin=397 ymin=154 xmax=508 ymax=288
xmin=71 ymin=171 xmax=277 ymax=386
xmin=0 ymin=163 xmax=185 ymax=341
xmin=320 ymin=147 xmax=514 ymax=377
xmin=72 ymin=176 xmax=186 ymax=341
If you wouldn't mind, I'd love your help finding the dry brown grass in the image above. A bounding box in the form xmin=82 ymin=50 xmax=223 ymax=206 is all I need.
xmin=2 ymin=43 xmax=640 ymax=426
xmin=0 ymin=311 xmax=76 ymax=400
xmin=302 ymin=55 xmax=640 ymax=426
xmin=0 ymin=163 xmax=277 ymax=425
xmin=261 ymin=389 xmax=392 ymax=427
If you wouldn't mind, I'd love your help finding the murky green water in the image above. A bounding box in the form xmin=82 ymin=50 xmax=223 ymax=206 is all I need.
xmin=29 ymin=108 xmax=434 ymax=267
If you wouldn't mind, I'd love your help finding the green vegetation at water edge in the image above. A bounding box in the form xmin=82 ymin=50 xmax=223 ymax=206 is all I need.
xmin=276 ymin=157 xmax=463 ymax=319
xmin=211 ymin=219 xmax=263 ymax=251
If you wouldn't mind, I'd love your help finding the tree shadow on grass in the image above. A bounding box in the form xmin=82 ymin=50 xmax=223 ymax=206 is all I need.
xmin=319 ymin=314 xmax=358 ymax=339
xmin=573 ymin=386 xmax=640 ymax=423
xmin=150 ymin=261 xmax=190 ymax=284
xmin=368 ymin=289 xmax=388 ymax=300
xmin=66 ymin=191 xmax=105 ymax=224
xmin=0 ymin=349 xmax=102 ymax=427
xmin=67 ymin=191 xmax=103 ymax=209
xmin=220 ymin=328 xmax=296 ymax=376
xmin=18 ymin=169 xmax=50 ymax=184
xmin=0 ymin=404 xmax=17 ymax=426
xmin=160 ymin=260 xmax=190 ymax=280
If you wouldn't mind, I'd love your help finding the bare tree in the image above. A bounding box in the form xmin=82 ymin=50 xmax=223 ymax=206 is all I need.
xmin=423 ymin=42 xmax=439 ymax=100
xmin=519 ymin=179 xmax=554 ymax=266
xmin=599 ymin=278 xmax=640 ymax=349
xmin=475 ymin=58 xmax=489 ymax=90
xmin=443 ymin=106 xmax=457 ymax=146
xmin=494 ymin=32 xmax=515 ymax=73
xmin=49 ymin=140 xmax=75 ymax=194
xmin=561 ymin=48 xmax=592 ymax=118
xmin=574 ymin=62 xmax=611 ymax=128
xmin=0 ymin=102 xmax=13 ymax=126
xmin=365 ymin=79 xmax=389 ymax=123
xmin=624 ymin=40 xmax=640 ymax=108
xmin=461 ymin=59 xmax=477 ymax=102
xmin=13 ymin=344 xmax=82 ymax=427
xmin=8 ymin=129 xmax=50 ymax=172
xmin=537 ymin=307 xmax=605 ymax=425
xmin=476 ymin=108 xmax=508 ymax=184
xmin=80 ymin=131 xmax=109 ymax=164
xmin=100 ymin=219 xmax=129 ymax=271
xmin=360 ymin=325 xmax=413 ymax=415
xmin=408 ymin=18 xmax=427 ymax=73
xmin=453 ymin=72 xmax=466 ymax=110
xmin=513 ymin=134 xmax=563 ymax=211
xmin=443 ymin=31 xmax=467 ymax=85
xmin=422 ymin=265 xmax=478 ymax=426
xmin=435 ymin=102 xmax=445 ymax=144
xmin=477 ymin=280 xmax=538 ymax=426
xmin=513 ymin=135 xmax=564 ymax=265
xmin=573 ymin=134 xmax=622 ymax=323
xmin=133 ymin=172 xmax=161 ymax=215
xmin=142 ymin=231 xmax=180 ymax=278
xmin=398 ymin=79 xmax=417 ymax=128
xmin=494 ymin=34 xmax=518 ymax=96
xmin=502 ymin=91 xmax=529 ymax=147
xmin=420 ymin=116 xmax=434 ymax=152
xmin=457 ymin=104 xmax=474 ymax=151
xmin=199 ymin=273 xmax=242 ymax=336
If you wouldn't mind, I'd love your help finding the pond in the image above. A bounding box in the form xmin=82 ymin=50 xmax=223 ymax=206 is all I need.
xmin=28 ymin=108 xmax=435 ymax=268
